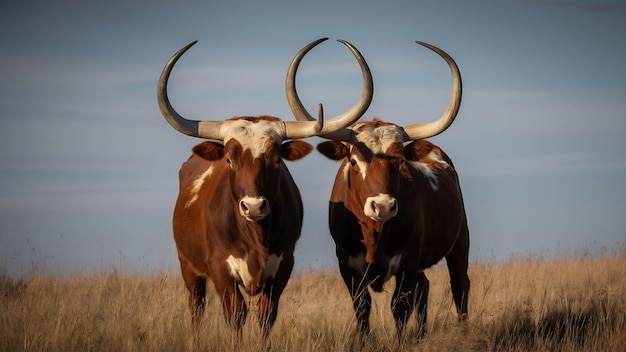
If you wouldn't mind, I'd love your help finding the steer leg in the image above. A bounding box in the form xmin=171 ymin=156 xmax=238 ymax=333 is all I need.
xmin=351 ymin=283 xmax=372 ymax=339
xmin=212 ymin=275 xmax=248 ymax=333
xmin=180 ymin=262 xmax=207 ymax=329
xmin=392 ymin=270 xmax=428 ymax=341
xmin=414 ymin=271 xmax=429 ymax=336
xmin=257 ymin=255 xmax=295 ymax=338
xmin=445 ymin=221 xmax=470 ymax=321
xmin=337 ymin=257 xmax=372 ymax=338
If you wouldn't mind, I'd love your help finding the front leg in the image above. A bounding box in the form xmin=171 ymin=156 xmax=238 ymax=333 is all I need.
xmin=337 ymin=250 xmax=372 ymax=338
xmin=445 ymin=220 xmax=470 ymax=321
xmin=257 ymin=254 xmax=295 ymax=338
xmin=392 ymin=270 xmax=429 ymax=341
xmin=212 ymin=268 xmax=248 ymax=332
xmin=179 ymin=260 xmax=207 ymax=329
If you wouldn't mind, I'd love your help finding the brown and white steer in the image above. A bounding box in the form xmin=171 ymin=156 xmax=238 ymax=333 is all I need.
xmin=157 ymin=38 xmax=372 ymax=337
xmin=289 ymin=41 xmax=470 ymax=340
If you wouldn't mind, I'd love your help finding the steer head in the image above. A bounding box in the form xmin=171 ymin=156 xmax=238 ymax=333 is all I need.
xmin=313 ymin=41 xmax=463 ymax=264
xmin=157 ymin=39 xmax=373 ymax=290
xmin=158 ymin=38 xmax=373 ymax=221
xmin=319 ymin=120 xmax=403 ymax=223
xmin=191 ymin=116 xmax=314 ymax=222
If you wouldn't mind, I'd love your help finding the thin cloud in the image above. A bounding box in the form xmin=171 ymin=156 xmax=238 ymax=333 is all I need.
xmin=0 ymin=190 xmax=176 ymax=214
xmin=462 ymin=152 xmax=626 ymax=177
xmin=515 ymin=0 xmax=626 ymax=13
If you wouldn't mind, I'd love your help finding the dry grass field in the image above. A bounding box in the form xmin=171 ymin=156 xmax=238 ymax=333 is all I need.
xmin=1 ymin=247 xmax=625 ymax=352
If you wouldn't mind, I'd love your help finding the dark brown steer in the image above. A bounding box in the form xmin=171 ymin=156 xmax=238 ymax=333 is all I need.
xmin=157 ymin=38 xmax=372 ymax=337
xmin=288 ymin=41 xmax=469 ymax=341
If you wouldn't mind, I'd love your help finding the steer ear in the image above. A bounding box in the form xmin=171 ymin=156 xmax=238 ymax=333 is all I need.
xmin=281 ymin=140 xmax=313 ymax=161
xmin=192 ymin=141 xmax=225 ymax=161
xmin=317 ymin=141 xmax=348 ymax=161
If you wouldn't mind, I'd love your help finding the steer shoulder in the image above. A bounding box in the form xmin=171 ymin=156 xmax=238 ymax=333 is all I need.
xmin=404 ymin=140 xmax=458 ymax=191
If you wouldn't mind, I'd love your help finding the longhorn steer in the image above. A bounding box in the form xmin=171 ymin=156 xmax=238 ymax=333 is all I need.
xmin=289 ymin=41 xmax=470 ymax=340
xmin=157 ymin=39 xmax=372 ymax=337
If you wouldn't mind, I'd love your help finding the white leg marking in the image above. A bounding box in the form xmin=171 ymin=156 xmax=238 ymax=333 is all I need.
xmin=185 ymin=166 xmax=214 ymax=208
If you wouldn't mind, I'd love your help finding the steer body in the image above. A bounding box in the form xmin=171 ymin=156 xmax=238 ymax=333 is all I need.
xmin=159 ymin=38 xmax=372 ymax=338
xmin=318 ymin=120 xmax=470 ymax=339
xmin=174 ymin=116 xmax=311 ymax=335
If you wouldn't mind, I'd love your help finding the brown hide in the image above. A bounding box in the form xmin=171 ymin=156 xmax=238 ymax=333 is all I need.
xmin=317 ymin=121 xmax=470 ymax=339
xmin=173 ymin=116 xmax=312 ymax=336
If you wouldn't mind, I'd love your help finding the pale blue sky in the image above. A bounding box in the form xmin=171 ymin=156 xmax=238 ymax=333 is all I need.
xmin=1 ymin=0 xmax=625 ymax=276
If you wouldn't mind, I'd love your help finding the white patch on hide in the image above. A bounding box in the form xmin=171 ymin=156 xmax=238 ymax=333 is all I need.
xmin=221 ymin=119 xmax=282 ymax=159
xmin=406 ymin=150 xmax=449 ymax=191
xmin=185 ymin=165 xmax=214 ymax=208
xmin=345 ymin=144 xmax=369 ymax=180
xmin=341 ymin=160 xmax=351 ymax=182
xmin=226 ymin=255 xmax=254 ymax=288
xmin=407 ymin=160 xmax=439 ymax=190
xmin=428 ymin=150 xmax=449 ymax=167
xmin=353 ymin=123 xmax=403 ymax=155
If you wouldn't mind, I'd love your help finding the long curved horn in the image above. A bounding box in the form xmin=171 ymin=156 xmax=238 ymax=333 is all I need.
xmin=157 ymin=41 xmax=223 ymax=140
xmin=401 ymin=41 xmax=462 ymax=141
xmin=286 ymin=38 xmax=373 ymax=138
xmin=158 ymin=41 xmax=323 ymax=141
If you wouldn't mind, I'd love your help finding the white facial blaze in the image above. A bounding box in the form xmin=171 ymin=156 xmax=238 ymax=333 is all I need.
xmin=226 ymin=255 xmax=254 ymax=288
xmin=346 ymin=147 xmax=368 ymax=180
xmin=221 ymin=119 xmax=282 ymax=159
xmin=264 ymin=253 xmax=283 ymax=280
xmin=353 ymin=123 xmax=403 ymax=154
xmin=346 ymin=123 xmax=404 ymax=182
xmin=185 ymin=165 xmax=214 ymax=208
xmin=341 ymin=160 xmax=351 ymax=181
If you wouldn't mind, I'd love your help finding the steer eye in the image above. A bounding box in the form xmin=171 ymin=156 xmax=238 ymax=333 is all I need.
xmin=349 ymin=158 xmax=357 ymax=167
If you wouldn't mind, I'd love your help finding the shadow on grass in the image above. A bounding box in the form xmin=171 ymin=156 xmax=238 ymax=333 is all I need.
xmin=491 ymin=300 xmax=611 ymax=350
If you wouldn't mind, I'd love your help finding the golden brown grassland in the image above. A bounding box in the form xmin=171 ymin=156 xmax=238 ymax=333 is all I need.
xmin=1 ymin=248 xmax=625 ymax=352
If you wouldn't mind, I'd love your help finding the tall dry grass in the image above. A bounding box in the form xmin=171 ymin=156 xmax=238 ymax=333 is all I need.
xmin=1 ymin=247 xmax=625 ymax=351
